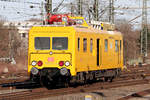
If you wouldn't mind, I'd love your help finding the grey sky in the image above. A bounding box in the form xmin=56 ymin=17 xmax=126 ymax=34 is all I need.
xmin=0 ymin=0 xmax=73 ymax=21
xmin=0 ymin=0 xmax=150 ymax=29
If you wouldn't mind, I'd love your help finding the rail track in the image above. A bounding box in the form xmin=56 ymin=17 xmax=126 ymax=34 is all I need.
xmin=0 ymin=77 xmax=28 ymax=84
xmin=0 ymin=65 xmax=150 ymax=100
xmin=0 ymin=76 xmax=29 ymax=90
xmin=0 ymin=65 xmax=149 ymax=85
xmin=118 ymin=88 xmax=150 ymax=100
xmin=0 ymin=77 xmax=150 ymax=100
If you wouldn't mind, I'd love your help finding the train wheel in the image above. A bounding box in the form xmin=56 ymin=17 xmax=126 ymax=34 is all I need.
xmin=104 ymin=77 xmax=109 ymax=82
xmin=40 ymin=76 xmax=54 ymax=89
xmin=57 ymin=77 xmax=69 ymax=88
xmin=104 ymin=77 xmax=114 ymax=82
xmin=109 ymin=76 xmax=114 ymax=82
xmin=64 ymin=82 xmax=69 ymax=87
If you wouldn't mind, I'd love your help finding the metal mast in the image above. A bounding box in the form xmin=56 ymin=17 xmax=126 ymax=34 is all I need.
xmin=78 ymin=0 xmax=83 ymax=16
xmin=141 ymin=0 xmax=148 ymax=57
xmin=109 ymin=0 xmax=114 ymax=23
xmin=93 ymin=0 xmax=99 ymax=21
xmin=45 ymin=0 xmax=52 ymax=24
xmin=70 ymin=3 xmax=74 ymax=15
xmin=46 ymin=0 xmax=52 ymax=14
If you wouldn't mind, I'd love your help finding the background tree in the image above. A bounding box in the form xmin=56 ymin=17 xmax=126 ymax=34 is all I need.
xmin=0 ymin=19 xmax=21 ymax=59
xmin=115 ymin=20 xmax=141 ymax=63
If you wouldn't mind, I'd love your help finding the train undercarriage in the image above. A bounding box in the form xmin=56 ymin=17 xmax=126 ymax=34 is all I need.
xmin=30 ymin=68 xmax=121 ymax=88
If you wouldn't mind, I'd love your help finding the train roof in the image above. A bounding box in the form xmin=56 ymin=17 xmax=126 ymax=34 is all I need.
xmin=74 ymin=26 xmax=122 ymax=36
xmin=30 ymin=25 xmax=122 ymax=36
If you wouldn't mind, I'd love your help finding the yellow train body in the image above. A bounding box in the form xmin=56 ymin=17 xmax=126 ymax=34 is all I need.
xmin=28 ymin=26 xmax=123 ymax=77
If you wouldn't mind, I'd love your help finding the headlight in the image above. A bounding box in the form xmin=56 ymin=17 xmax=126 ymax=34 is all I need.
xmin=60 ymin=68 xmax=68 ymax=76
xmin=31 ymin=61 xmax=36 ymax=66
xmin=31 ymin=67 xmax=39 ymax=75
xmin=65 ymin=61 xmax=70 ymax=66
xmin=50 ymin=51 xmax=53 ymax=55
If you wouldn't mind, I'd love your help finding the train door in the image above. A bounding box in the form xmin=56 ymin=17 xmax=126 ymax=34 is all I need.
xmin=100 ymin=40 xmax=102 ymax=66
xmin=97 ymin=39 xmax=100 ymax=66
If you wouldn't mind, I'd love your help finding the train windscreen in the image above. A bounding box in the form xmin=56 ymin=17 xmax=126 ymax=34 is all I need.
xmin=34 ymin=37 xmax=50 ymax=50
xmin=52 ymin=37 xmax=68 ymax=50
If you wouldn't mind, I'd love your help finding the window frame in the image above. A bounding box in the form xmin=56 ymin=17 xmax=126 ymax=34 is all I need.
xmin=34 ymin=37 xmax=50 ymax=50
xmin=90 ymin=38 xmax=93 ymax=53
xmin=83 ymin=38 xmax=87 ymax=52
xmin=52 ymin=37 xmax=68 ymax=50
xmin=120 ymin=40 xmax=122 ymax=51
xmin=115 ymin=40 xmax=119 ymax=52
xmin=104 ymin=39 xmax=108 ymax=52
xmin=78 ymin=38 xmax=80 ymax=51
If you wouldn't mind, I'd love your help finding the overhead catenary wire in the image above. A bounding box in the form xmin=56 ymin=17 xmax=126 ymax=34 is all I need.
xmin=0 ymin=0 xmax=43 ymax=20
xmin=0 ymin=0 xmax=41 ymax=5
xmin=0 ymin=0 xmax=150 ymax=24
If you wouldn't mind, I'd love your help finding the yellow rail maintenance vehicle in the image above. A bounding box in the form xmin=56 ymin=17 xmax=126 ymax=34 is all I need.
xmin=28 ymin=15 xmax=123 ymax=86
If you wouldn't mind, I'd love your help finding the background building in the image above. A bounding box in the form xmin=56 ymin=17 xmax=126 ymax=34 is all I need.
xmin=3 ymin=21 xmax=42 ymax=55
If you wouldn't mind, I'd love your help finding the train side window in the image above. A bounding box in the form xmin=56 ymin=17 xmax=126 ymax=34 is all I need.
xmin=115 ymin=40 xmax=119 ymax=52
xmin=83 ymin=38 xmax=87 ymax=52
xmin=90 ymin=39 xmax=93 ymax=52
xmin=78 ymin=38 xmax=80 ymax=51
xmin=105 ymin=39 xmax=108 ymax=52
xmin=120 ymin=40 xmax=121 ymax=51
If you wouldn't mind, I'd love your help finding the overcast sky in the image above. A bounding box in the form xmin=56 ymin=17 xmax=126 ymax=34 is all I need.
xmin=0 ymin=0 xmax=150 ymax=29
xmin=0 ymin=0 xmax=72 ymax=21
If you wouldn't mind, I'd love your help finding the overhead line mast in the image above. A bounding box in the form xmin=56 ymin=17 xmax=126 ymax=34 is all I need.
xmin=45 ymin=0 xmax=52 ymax=24
xmin=141 ymin=0 xmax=148 ymax=57
xmin=93 ymin=0 xmax=99 ymax=21
xmin=78 ymin=0 xmax=83 ymax=16
xmin=46 ymin=0 xmax=52 ymax=14
xmin=109 ymin=0 xmax=114 ymax=23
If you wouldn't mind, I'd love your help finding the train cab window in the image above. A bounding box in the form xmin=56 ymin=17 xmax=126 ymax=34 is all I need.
xmin=83 ymin=38 xmax=87 ymax=52
xmin=78 ymin=38 xmax=80 ymax=51
xmin=35 ymin=37 xmax=50 ymax=50
xmin=90 ymin=39 xmax=93 ymax=52
xmin=105 ymin=39 xmax=108 ymax=52
xmin=115 ymin=40 xmax=119 ymax=52
xmin=52 ymin=37 xmax=68 ymax=50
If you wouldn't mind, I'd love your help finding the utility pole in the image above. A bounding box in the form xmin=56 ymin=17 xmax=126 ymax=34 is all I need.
xmin=141 ymin=0 xmax=148 ymax=57
xmin=78 ymin=0 xmax=82 ymax=16
xmin=109 ymin=0 xmax=114 ymax=23
xmin=41 ymin=1 xmax=45 ymax=25
xmin=93 ymin=0 xmax=98 ymax=21
xmin=70 ymin=3 xmax=74 ymax=15
xmin=46 ymin=0 xmax=52 ymax=14
xmin=45 ymin=0 xmax=52 ymax=24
